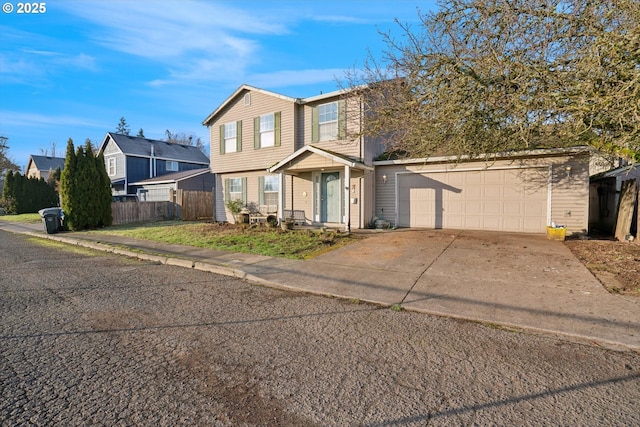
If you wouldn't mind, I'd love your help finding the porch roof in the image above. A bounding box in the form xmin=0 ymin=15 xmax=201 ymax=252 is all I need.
xmin=267 ymin=145 xmax=373 ymax=174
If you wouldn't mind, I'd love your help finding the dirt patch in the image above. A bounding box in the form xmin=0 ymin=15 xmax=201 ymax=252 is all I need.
xmin=564 ymin=238 xmax=640 ymax=296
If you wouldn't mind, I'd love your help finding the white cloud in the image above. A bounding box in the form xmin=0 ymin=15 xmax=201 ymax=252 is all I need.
xmin=0 ymin=110 xmax=104 ymax=129
xmin=60 ymin=1 xmax=285 ymax=60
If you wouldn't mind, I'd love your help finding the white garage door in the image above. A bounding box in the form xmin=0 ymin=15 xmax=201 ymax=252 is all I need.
xmin=397 ymin=168 xmax=549 ymax=232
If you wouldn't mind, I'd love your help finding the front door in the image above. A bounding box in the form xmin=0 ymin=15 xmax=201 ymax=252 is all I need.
xmin=320 ymin=172 xmax=341 ymax=223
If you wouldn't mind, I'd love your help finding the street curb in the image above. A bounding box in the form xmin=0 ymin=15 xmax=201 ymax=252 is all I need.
xmin=14 ymin=229 xmax=639 ymax=353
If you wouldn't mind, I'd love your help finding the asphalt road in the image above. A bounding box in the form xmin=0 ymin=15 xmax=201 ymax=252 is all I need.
xmin=2 ymin=230 xmax=639 ymax=426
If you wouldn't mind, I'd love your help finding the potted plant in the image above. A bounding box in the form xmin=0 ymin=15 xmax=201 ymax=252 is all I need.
xmin=225 ymin=199 xmax=245 ymax=224
xmin=281 ymin=216 xmax=295 ymax=230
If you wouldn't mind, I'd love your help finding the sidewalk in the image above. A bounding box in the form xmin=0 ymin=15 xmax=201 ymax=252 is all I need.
xmin=2 ymin=220 xmax=639 ymax=351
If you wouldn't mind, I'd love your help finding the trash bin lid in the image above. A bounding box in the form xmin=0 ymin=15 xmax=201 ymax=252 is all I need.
xmin=38 ymin=207 xmax=62 ymax=217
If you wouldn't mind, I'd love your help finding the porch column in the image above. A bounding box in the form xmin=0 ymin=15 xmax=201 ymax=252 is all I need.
xmin=278 ymin=171 xmax=285 ymax=224
xmin=344 ymin=165 xmax=351 ymax=233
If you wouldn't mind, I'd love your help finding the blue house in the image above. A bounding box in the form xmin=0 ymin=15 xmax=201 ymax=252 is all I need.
xmin=98 ymin=132 xmax=210 ymax=196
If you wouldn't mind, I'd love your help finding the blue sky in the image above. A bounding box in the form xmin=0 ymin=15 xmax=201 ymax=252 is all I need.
xmin=1 ymin=0 xmax=435 ymax=170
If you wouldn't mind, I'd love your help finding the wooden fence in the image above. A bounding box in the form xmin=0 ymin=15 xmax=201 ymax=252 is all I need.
xmin=111 ymin=201 xmax=174 ymax=225
xmin=174 ymin=190 xmax=214 ymax=221
xmin=111 ymin=190 xmax=214 ymax=225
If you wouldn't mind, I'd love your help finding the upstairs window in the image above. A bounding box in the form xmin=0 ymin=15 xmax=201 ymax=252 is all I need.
xmin=311 ymin=101 xmax=345 ymax=143
xmin=224 ymin=122 xmax=237 ymax=153
xmin=259 ymin=114 xmax=275 ymax=147
xmin=318 ymin=102 xmax=338 ymax=141
xmin=166 ymin=161 xmax=178 ymax=172
xmin=254 ymin=112 xmax=281 ymax=149
xmin=108 ymin=157 xmax=116 ymax=176
xmin=220 ymin=121 xmax=242 ymax=154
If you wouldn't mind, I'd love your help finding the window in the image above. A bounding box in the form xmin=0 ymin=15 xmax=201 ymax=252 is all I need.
xmin=107 ymin=158 xmax=116 ymax=176
xmin=318 ymin=102 xmax=338 ymax=141
xmin=259 ymin=113 xmax=274 ymax=147
xmin=224 ymin=122 xmax=237 ymax=153
xmin=244 ymin=93 xmax=251 ymax=106
xmin=166 ymin=161 xmax=178 ymax=172
xmin=261 ymin=175 xmax=279 ymax=206
xmin=254 ymin=112 xmax=281 ymax=149
xmin=227 ymin=178 xmax=243 ymax=201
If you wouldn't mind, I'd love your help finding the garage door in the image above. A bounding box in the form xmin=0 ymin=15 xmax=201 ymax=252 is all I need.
xmin=397 ymin=168 xmax=548 ymax=232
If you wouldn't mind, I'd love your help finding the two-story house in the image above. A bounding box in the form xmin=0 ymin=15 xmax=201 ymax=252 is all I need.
xmin=25 ymin=155 xmax=65 ymax=181
xmin=98 ymin=132 xmax=210 ymax=196
xmin=204 ymin=84 xmax=592 ymax=235
xmin=203 ymin=85 xmax=383 ymax=232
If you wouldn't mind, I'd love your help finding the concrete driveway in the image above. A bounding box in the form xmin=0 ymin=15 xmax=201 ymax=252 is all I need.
xmin=274 ymin=229 xmax=640 ymax=350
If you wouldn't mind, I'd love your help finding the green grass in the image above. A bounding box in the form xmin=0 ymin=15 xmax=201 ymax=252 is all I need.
xmin=88 ymin=221 xmax=357 ymax=259
xmin=0 ymin=213 xmax=41 ymax=223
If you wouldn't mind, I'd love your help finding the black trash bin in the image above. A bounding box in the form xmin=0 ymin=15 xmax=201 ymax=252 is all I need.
xmin=38 ymin=208 xmax=63 ymax=234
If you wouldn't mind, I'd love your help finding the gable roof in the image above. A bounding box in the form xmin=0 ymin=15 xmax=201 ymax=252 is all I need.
xmin=268 ymin=145 xmax=373 ymax=173
xmin=130 ymin=168 xmax=211 ymax=185
xmin=28 ymin=155 xmax=65 ymax=172
xmin=98 ymin=132 xmax=209 ymax=165
xmin=202 ymin=84 xmax=299 ymax=126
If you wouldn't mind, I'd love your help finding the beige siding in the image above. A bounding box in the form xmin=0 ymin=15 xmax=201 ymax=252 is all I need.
xmin=549 ymin=154 xmax=590 ymax=234
xmin=209 ymin=89 xmax=297 ymax=174
xmin=301 ymin=95 xmax=363 ymax=160
xmin=215 ymin=171 xmax=316 ymax=223
xmin=375 ymin=153 xmax=590 ymax=234
xmin=26 ymin=163 xmax=40 ymax=179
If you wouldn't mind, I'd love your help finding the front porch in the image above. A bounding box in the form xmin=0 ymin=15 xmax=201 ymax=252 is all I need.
xmin=268 ymin=145 xmax=374 ymax=232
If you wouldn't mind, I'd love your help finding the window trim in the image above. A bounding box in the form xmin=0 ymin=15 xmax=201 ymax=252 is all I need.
xmin=312 ymin=100 xmax=345 ymax=143
xmin=166 ymin=161 xmax=178 ymax=172
xmin=254 ymin=112 xmax=281 ymax=149
xmin=220 ymin=121 xmax=242 ymax=154
xmin=107 ymin=157 xmax=116 ymax=176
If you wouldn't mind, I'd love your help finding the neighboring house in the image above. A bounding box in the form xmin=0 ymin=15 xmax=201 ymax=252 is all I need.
xmin=25 ymin=155 xmax=65 ymax=180
xmin=97 ymin=132 xmax=210 ymax=196
xmin=203 ymin=84 xmax=593 ymax=235
xmin=130 ymin=168 xmax=214 ymax=201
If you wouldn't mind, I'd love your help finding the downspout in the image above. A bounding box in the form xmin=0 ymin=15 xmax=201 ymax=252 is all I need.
xmin=344 ymin=165 xmax=351 ymax=233
xmin=150 ymin=145 xmax=154 ymax=178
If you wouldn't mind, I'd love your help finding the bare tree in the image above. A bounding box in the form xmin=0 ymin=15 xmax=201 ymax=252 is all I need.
xmin=164 ymin=130 xmax=206 ymax=152
xmin=344 ymin=0 xmax=640 ymax=162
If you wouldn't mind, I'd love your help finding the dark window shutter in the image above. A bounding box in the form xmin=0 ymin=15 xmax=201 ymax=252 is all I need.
xmin=254 ymin=117 xmax=260 ymax=149
xmin=219 ymin=125 xmax=225 ymax=154
xmin=236 ymin=121 xmax=242 ymax=152
xmin=241 ymin=177 xmax=247 ymax=204
xmin=258 ymin=176 xmax=265 ymax=205
xmin=274 ymin=112 xmax=281 ymax=147
xmin=224 ymin=178 xmax=230 ymax=201
xmin=311 ymin=106 xmax=319 ymax=143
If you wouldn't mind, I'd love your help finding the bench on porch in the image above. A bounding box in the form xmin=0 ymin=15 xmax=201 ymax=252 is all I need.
xmin=283 ymin=209 xmax=307 ymax=225
xmin=249 ymin=205 xmax=278 ymax=224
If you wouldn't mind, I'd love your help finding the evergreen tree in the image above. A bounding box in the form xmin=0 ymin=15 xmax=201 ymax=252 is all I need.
xmin=60 ymin=138 xmax=79 ymax=229
xmin=93 ymin=145 xmax=113 ymax=227
xmin=137 ymin=128 xmax=145 ymax=138
xmin=1 ymin=170 xmax=16 ymax=213
xmin=60 ymin=138 xmax=113 ymax=230
xmin=116 ymin=117 xmax=131 ymax=136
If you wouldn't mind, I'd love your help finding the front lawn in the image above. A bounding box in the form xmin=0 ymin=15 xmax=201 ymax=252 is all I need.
xmin=0 ymin=213 xmax=41 ymax=223
xmin=89 ymin=221 xmax=358 ymax=259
